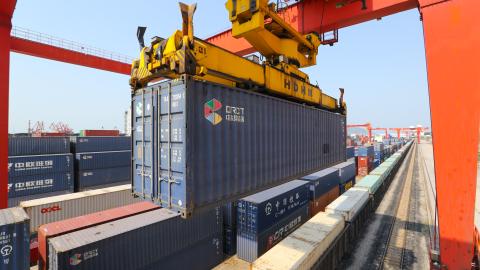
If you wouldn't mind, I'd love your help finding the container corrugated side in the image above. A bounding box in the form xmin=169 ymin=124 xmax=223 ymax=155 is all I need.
xmin=223 ymin=226 xmax=237 ymax=256
xmin=346 ymin=147 xmax=354 ymax=159
xmin=300 ymin=168 xmax=339 ymax=200
xmin=132 ymin=76 xmax=346 ymax=216
xmin=8 ymin=154 xmax=73 ymax=177
xmin=222 ymin=201 xmax=237 ymax=227
xmin=0 ymin=207 xmax=30 ymax=270
xmin=70 ymin=136 xmax=131 ymax=153
xmin=37 ymin=201 xmax=159 ymax=270
xmin=20 ymin=184 xmax=139 ymax=234
xmin=332 ymin=159 xmax=356 ymax=184
xmin=152 ymin=232 xmax=224 ymax=270
xmin=8 ymin=137 xmax=70 ymax=156
xmin=75 ymin=151 xmax=131 ymax=170
xmin=237 ymin=180 xmax=309 ymax=234
xmin=7 ymin=190 xmax=72 ymax=208
xmin=75 ymin=166 xmax=130 ymax=190
xmin=48 ymin=207 xmax=222 ymax=270
xmin=8 ymin=172 xmax=74 ymax=199
xmin=237 ymin=205 xmax=309 ymax=262
xmin=325 ymin=187 xmax=369 ymax=222
xmin=252 ymin=212 xmax=344 ymax=270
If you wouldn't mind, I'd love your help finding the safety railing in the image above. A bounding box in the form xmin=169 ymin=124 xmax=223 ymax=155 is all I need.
xmin=11 ymin=26 xmax=134 ymax=64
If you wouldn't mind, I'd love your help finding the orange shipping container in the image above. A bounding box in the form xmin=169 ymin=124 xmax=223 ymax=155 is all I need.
xmin=309 ymin=185 xmax=340 ymax=217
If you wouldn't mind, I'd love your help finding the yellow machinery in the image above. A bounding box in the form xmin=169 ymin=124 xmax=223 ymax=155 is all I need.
xmin=130 ymin=1 xmax=346 ymax=114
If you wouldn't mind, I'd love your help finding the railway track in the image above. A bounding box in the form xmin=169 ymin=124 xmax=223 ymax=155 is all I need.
xmin=378 ymin=143 xmax=417 ymax=270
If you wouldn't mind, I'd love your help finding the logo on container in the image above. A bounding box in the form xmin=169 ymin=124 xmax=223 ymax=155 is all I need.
xmin=265 ymin=202 xmax=272 ymax=216
xmin=7 ymin=163 xmax=12 ymax=172
xmin=70 ymin=254 xmax=82 ymax=266
xmin=41 ymin=205 xmax=62 ymax=214
xmin=204 ymin=99 xmax=222 ymax=125
xmin=0 ymin=245 xmax=13 ymax=257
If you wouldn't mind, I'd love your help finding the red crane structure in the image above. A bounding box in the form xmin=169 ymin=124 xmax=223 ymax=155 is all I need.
xmin=347 ymin=123 xmax=372 ymax=141
xmin=1 ymin=0 xmax=479 ymax=268
xmin=371 ymin=127 xmax=389 ymax=139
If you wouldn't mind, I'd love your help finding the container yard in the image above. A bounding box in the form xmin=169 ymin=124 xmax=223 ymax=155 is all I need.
xmin=0 ymin=1 xmax=478 ymax=270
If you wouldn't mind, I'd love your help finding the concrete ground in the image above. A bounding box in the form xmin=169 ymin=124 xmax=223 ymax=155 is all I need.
xmin=343 ymin=143 xmax=431 ymax=269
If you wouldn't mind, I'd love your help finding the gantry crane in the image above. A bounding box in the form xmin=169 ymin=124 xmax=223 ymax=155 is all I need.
xmin=347 ymin=123 xmax=372 ymax=141
xmin=129 ymin=2 xmax=346 ymax=114
xmin=371 ymin=127 xmax=389 ymax=139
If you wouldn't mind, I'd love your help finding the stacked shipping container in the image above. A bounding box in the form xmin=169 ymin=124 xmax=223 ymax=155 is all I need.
xmin=47 ymin=207 xmax=223 ymax=270
xmin=0 ymin=207 xmax=30 ymax=270
xmin=237 ymin=180 xmax=310 ymax=262
xmin=71 ymin=137 xmax=131 ymax=191
xmin=222 ymin=202 xmax=238 ymax=256
xmin=356 ymin=145 xmax=374 ymax=177
xmin=300 ymin=168 xmax=340 ymax=217
xmin=132 ymin=76 xmax=346 ymax=216
xmin=8 ymin=137 xmax=74 ymax=207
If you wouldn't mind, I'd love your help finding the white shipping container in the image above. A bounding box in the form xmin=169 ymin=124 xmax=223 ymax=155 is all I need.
xmin=20 ymin=184 xmax=139 ymax=233
xmin=252 ymin=212 xmax=344 ymax=270
xmin=325 ymin=187 xmax=369 ymax=222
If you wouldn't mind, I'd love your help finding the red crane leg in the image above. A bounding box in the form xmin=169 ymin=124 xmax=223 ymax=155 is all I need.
xmin=0 ymin=14 xmax=13 ymax=209
xmin=420 ymin=0 xmax=480 ymax=268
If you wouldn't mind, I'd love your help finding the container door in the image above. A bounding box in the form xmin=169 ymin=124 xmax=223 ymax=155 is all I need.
xmin=157 ymin=81 xmax=187 ymax=211
xmin=132 ymin=87 xmax=155 ymax=199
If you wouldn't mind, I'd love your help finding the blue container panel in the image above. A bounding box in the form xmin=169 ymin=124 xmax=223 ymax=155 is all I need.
xmin=346 ymin=147 xmax=355 ymax=159
xmin=237 ymin=205 xmax=309 ymax=262
xmin=75 ymin=151 xmax=131 ymax=170
xmin=8 ymin=154 xmax=73 ymax=177
xmin=76 ymin=167 xmax=130 ymax=190
xmin=150 ymin=232 xmax=224 ymax=270
xmin=8 ymin=172 xmax=74 ymax=198
xmin=300 ymin=167 xmax=340 ymax=199
xmin=8 ymin=137 xmax=70 ymax=156
xmin=223 ymin=202 xmax=238 ymax=227
xmin=223 ymin=226 xmax=237 ymax=256
xmin=0 ymin=208 xmax=30 ymax=270
xmin=237 ymin=180 xmax=309 ymax=235
xmin=132 ymin=90 xmax=156 ymax=200
xmin=71 ymin=136 xmax=131 ymax=153
xmin=358 ymin=146 xmax=374 ymax=157
xmin=333 ymin=160 xmax=356 ymax=184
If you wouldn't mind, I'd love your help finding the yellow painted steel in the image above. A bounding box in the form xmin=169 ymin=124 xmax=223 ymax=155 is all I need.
xmin=130 ymin=2 xmax=345 ymax=113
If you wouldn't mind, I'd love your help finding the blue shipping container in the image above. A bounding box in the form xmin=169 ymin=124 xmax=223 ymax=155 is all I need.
xmin=8 ymin=154 xmax=73 ymax=178
xmin=153 ymin=232 xmax=224 ymax=270
xmin=237 ymin=204 xmax=309 ymax=262
xmin=333 ymin=159 xmax=356 ymax=184
xmin=300 ymin=167 xmax=339 ymax=199
xmin=48 ymin=207 xmax=222 ymax=270
xmin=223 ymin=226 xmax=237 ymax=256
xmin=346 ymin=146 xmax=355 ymax=159
xmin=132 ymin=76 xmax=346 ymax=217
xmin=75 ymin=166 xmax=130 ymax=190
xmin=71 ymin=136 xmax=131 ymax=153
xmin=75 ymin=151 xmax=131 ymax=170
xmin=8 ymin=137 xmax=70 ymax=156
xmin=358 ymin=145 xmax=374 ymax=157
xmin=8 ymin=172 xmax=74 ymax=199
xmin=222 ymin=201 xmax=238 ymax=227
xmin=237 ymin=180 xmax=309 ymax=235
xmin=0 ymin=208 xmax=30 ymax=270
xmin=373 ymin=159 xmax=381 ymax=168
xmin=374 ymin=150 xmax=384 ymax=161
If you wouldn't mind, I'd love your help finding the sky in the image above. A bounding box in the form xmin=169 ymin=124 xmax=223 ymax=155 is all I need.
xmin=9 ymin=1 xmax=431 ymax=135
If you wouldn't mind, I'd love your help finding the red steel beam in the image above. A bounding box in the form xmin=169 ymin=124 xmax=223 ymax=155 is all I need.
xmin=0 ymin=0 xmax=16 ymax=209
xmin=420 ymin=0 xmax=480 ymax=268
xmin=206 ymin=0 xmax=418 ymax=55
xmin=10 ymin=37 xmax=131 ymax=75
